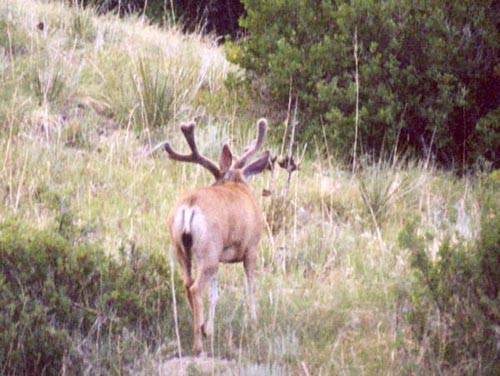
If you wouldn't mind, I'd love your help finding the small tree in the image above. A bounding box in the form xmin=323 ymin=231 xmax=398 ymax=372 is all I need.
xmin=236 ymin=0 xmax=499 ymax=168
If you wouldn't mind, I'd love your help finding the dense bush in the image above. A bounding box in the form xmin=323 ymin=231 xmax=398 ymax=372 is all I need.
xmin=0 ymin=220 xmax=181 ymax=375
xmin=398 ymin=171 xmax=499 ymax=373
xmin=235 ymin=0 xmax=499 ymax=169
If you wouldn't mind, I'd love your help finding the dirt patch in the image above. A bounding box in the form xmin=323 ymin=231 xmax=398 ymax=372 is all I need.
xmin=153 ymin=356 xmax=238 ymax=376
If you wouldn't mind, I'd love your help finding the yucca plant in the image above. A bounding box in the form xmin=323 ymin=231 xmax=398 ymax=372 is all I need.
xmin=357 ymin=160 xmax=415 ymax=228
xmin=133 ymin=57 xmax=175 ymax=130
xmin=29 ymin=60 xmax=66 ymax=105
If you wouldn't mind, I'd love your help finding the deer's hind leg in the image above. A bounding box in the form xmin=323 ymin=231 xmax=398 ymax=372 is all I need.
xmin=244 ymin=248 xmax=258 ymax=321
xmin=175 ymin=245 xmax=194 ymax=312
xmin=190 ymin=262 xmax=218 ymax=355
xmin=204 ymin=276 xmax=219 ymax=338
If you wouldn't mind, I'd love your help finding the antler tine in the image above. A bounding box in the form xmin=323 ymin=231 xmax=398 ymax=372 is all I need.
xmin=234 ymin=118 xmax=268 ymax=169
xmin=164 ymin=122 xmax=221 ymax=179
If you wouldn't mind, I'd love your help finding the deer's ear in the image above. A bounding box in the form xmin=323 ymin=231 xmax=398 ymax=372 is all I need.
xmin=219 ymin=144 xmax=233 ymax=173
xmin=243 ymin=151 xmax=271 ymax=179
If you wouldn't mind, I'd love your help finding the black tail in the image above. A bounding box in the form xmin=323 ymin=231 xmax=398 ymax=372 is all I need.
xmin=181 ymin=232 xmax=193 ymax=250
xmin=181 ymin=232 xmax=193 ymax=280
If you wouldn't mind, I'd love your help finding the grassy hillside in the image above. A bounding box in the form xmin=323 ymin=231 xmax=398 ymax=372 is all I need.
xmin=1 ymin=1 xmax=497 ymax=375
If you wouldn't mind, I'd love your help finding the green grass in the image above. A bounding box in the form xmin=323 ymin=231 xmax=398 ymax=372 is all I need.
xmin=0 ymin=1 xmax=494 ymax=375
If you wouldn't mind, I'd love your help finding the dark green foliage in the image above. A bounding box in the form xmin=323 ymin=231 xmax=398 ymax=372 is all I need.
xmin=236 ymin=0 xmax=499 ymax=169
xmin=398 ymin=173 xmax=499 ymax=373
xmin=73 ymin=0 xmax=244 ymax=38
xmin=0 ymin=221 xmax=180 ymax=375
xmin=167 ymin=0 xmax=244 ymax=39
xmin=75 ymin=0 xmax=167 ymax=24
xmin=474 ymin=109 xmax=500 ymax=170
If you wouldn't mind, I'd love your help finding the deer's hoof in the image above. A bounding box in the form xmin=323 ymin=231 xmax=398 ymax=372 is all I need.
xmin=192 ymin=344 xmax=204 ymax=356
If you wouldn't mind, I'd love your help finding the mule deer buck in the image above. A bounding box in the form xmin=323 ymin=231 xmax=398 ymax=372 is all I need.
xmin=165 ymin=118 xmax=273 ymax=355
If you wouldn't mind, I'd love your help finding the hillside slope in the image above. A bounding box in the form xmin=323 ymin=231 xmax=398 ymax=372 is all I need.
xmin=1 ymin=0 xmax=241 ymax=138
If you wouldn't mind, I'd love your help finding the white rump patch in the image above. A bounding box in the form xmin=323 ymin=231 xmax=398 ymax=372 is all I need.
xmin=172 ymin=205 xmax=207 ymax=247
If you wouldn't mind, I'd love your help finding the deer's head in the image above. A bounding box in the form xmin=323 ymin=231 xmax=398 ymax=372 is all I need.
xmin=164 ymin=119 xmax=273 ymax=185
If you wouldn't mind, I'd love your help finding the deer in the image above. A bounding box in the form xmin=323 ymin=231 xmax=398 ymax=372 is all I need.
xmin=164 ymin=118 xmax=273 ymax=355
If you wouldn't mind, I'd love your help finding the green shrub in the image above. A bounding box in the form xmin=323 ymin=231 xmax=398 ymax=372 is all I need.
xmin=474 ymin=109 xmax=500 ymax=169
xmin=398 ymin=173 xmax=499 ymax=373
xmin=236 ymin=0 xmax=499 ymax=169
xmin=0 ymin=220 xmax=182 ymax=375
